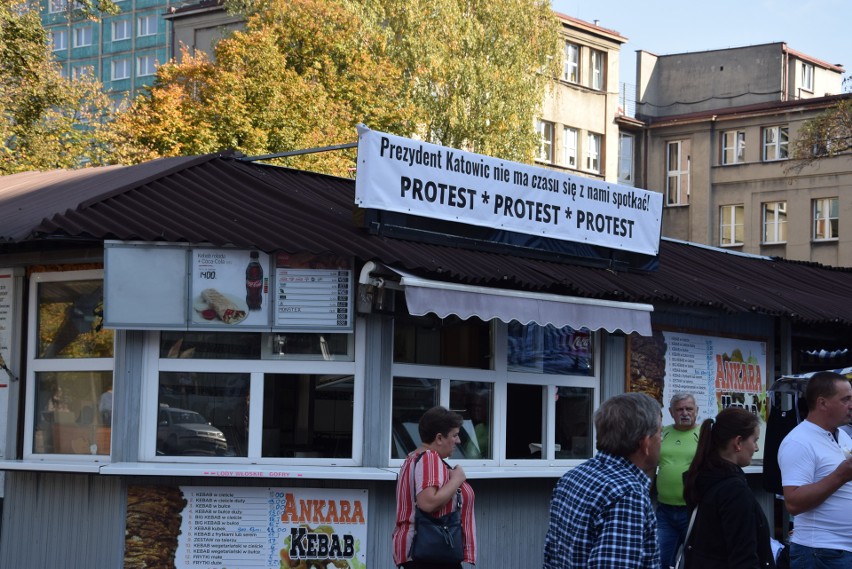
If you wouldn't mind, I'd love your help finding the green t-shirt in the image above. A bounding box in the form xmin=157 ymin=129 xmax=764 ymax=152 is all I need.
xmin=656 ymin=424 xmax=700 ymax=506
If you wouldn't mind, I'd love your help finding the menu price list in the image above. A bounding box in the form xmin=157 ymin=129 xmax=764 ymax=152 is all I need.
xmin=664 ymin=334 xmax=714 ymax=394
xmin=274 ymin=269 xmax=352 ymax=330
xmin=176 ymin=487 xmax=287 ymax=569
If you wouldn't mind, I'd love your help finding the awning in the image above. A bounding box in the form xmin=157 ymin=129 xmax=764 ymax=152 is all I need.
xmin=359 ymin=262 xmax=653 ymax=335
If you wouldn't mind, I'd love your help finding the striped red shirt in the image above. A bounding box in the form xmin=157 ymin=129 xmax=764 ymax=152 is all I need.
xmin=392 ymin=450 xmax=477 ymax=565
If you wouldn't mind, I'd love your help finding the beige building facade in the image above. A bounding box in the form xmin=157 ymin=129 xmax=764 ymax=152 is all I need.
xmin=635 ymin=43 xmax=851 ymax=266
xmin=537 ymin=14 xmax=627 ymax=184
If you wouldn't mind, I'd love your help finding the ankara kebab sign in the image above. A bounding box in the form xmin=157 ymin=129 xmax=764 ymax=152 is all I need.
xmin=355 ymin=125 xmax=663 ymax=256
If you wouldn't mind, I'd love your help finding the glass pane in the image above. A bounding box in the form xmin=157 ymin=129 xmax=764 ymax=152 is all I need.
xmin=394 ymin=312 xmax=491 ymax=369
xmin=34 ymin=371 xmax=113 ymax=455
xmin=507 ymin=321 xmax=593 ymax=375
xmin=38 ymin=279 xmax=113 ymax=358
xmin=262 ymin=374 xmax=353 ymax=458
xmin=555 ymin=386 xmax=593 ymax=459
xmin=450 ymin=381 xmax=493 ymax=459
xmin=160 ymin=332 xmax=260 ymax=359
xmin=506 ymin=383 xmax=544 ymax=459
xmin=265 ymin=332 xmax=353 ymax=360
xmin=158 ymin=372 xmax=249 ymax=457
xmin=391 ymin=377 xmax=439 ymax=458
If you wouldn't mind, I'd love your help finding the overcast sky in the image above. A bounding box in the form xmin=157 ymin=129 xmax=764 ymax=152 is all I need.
xmin=551 ymin=0 xmax=851 ymax=89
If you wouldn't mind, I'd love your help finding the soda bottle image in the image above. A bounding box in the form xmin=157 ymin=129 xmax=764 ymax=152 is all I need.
xmin=245 ymin=251 xmax=263 ymax=310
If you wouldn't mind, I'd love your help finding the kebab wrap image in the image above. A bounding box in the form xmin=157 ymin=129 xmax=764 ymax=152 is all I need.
xmin=200 ymin=288 xmax=247 ymax=324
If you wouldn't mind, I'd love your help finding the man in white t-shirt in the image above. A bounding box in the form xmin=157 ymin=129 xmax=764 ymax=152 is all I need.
xmin=778 ymin=372 xmax=852 ymax=569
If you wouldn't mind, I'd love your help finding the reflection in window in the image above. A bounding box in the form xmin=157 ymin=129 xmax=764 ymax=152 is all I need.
xmin=394 ymin=312 xmax=491 ymax=369
xmin=160 ymin=332 xmax=261 ymax=359
xmin=38 ymin=279 xmax=113 ymax=359
xmin=34 ymin=371 xmax=113 ymax=455
xmin=391 ymin=377 xmax=439 ymax=459
xmin=555 ymin=387 xmax=593 ymax=459
xmin=450 ymin=381 xmax=493 ymax=459
xmin=158 ymin=372 xmax=249 ymax=457
xmin=506 ymin=383 xmax=544 ymax=459
xmin=262 ymin=374 xmax=353 ymax=458
xmin=508 ymin=321 xmax=593 ymax=375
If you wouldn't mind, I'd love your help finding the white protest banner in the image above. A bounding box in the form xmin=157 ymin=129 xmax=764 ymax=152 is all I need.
xmin=355 ymin=125 xmax=663 ymax=255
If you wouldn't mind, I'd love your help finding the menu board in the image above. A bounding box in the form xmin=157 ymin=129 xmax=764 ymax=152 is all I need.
xmin=628 ymin=329 xmax=769 ymax=459
xmin=125 ymin=486 xmax=368 ymax=569
xmin=190 ymin=249 xmax=270 ymax=329
xmin=274 ymin=253 xmax=353 ymax=332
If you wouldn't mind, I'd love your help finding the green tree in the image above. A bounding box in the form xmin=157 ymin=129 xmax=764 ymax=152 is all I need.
xmin=0 ymin=0 xmax=115 ymax=174
xmin=108 ymin=0 xmax=562 ymax=173
xmin=788 ymin=91 xmax=852 ymax=173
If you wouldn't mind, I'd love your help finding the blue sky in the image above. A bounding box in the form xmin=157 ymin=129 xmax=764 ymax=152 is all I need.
xmin=551 ymin=0 xmax=851 ymax=89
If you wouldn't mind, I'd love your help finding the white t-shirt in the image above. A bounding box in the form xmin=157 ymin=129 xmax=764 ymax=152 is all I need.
xmin=778 ymin=420 xmax=852 ymax=551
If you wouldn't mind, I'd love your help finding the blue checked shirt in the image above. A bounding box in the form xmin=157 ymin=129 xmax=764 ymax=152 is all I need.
xmin=543 ymin=452 xmax=661 ymax=569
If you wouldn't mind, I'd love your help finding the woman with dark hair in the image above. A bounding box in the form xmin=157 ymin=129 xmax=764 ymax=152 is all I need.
xmin=392 ymin=406 xmax=477 ymax=568
xmin=682 ymin=408 xmax=775 ymax=569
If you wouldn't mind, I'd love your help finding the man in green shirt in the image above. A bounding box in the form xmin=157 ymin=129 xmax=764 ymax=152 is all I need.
xmin=656 ymin=392 xmax=700 ymax=568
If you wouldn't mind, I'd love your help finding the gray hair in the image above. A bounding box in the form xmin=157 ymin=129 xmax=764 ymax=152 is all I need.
xmin=669 ymin=392 xmax=696 ymax=409
xmin=595 ymin=392 xmax=661 ymax=457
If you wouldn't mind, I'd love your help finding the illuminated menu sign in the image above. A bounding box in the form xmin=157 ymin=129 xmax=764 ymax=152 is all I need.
xmin=273 ymin=253 xmax=353 ymax=332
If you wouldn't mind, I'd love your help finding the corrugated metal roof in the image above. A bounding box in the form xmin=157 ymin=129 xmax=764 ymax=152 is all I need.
xmin=2 ymin=154 xmax=852 ymax=325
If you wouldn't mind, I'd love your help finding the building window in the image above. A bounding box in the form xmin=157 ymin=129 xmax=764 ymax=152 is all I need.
xmin=50 ymin=29 xmax=68 ymax=51
xmin=26 ymin=271 xmax=114 ymax=458
xmin=71 ymin=65 xmax=94 ymax=80
xmin=762 ymin=202 xmax=787 ymax=244
xmin=391 ymin=314 xmax=596 ymax=465
xmin=564 ymin=42 xmax=579 ymax=83
xmin=563 ymin=127 xmax=578 ymax=168
xmin=813 ymin=197 xmax=839 ymax=241
xmin=720 ymin=204 xmax=745 ymax=246
xmin=150 ymin=330 xmax=357 ymax=461
xmin=112 ymin=19 xmax=131 ymax=41
xmin=618 ymin=132 xmax=634 ymax=185
xmin=666 ymin=140 xmax=690 ymax=205
xmin=536 ymin=120 xmax=554 ymax=163
xmin=585 ymin=132 xmax=601 ymax=173
xmin=111 ymin=59 xmax=130 ymax=81
xmin=762 ymin=126 xmax=789 ymax=161
xmin=589 ymin=49 xmax=605 ymax=90
xmin=73 ymin=25 xmax=93 ymax=48
xmin=801 ymin=62 xmax=814 ymax=92
xmin=721 ymin=130 xmax=745 ymax=165
xmin=137 ymin=14 xmax=158 ymax=37
xmin=49 ymin=0 xmax=64 ymax=13
xmin=137 ymin=55 xmax=157 ymax=77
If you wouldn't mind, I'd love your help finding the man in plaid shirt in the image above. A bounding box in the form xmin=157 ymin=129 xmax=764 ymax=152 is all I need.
xmin=543 ymin=392 xmax=662 ymax=569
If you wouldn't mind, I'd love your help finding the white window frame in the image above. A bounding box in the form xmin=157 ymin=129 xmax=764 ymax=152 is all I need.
xmin=762 ymin=126 xmax=789 ymax=161
xmin=721 ymin=130 xmax=745 ymax=165
xmin=666 ymin=140 xmax=690 ymax=206
xmin=762 ymin=201 xmax=787 ymax=244
xmin=585 ymin=132 xmax=601 ymax=173
xmin=22 ymin=270 xmax=114 ymax=463
xmin=111 ymin=58 xmax=130 ymax=81
xmin=72 ymin=25 xmax=93 ymax=48
xmin=137 ymin=14 xmax=158 ymax=37
xmin=139 ymin=326 xmax=364 ymax=466
xmin=720 ymin=204 xmax=745 ymax=246
xmin=136 ymin=55 xmax=157 ymax=77
xmin=618 ymin=132 xmax=634 ymax=185
xmin=50 ymin=29 xmax=68 ymax=51
xmin=49 ymin=0 xmax=64 ymax=13
xmin=536 ymin=120 xmax=554 ymax=163
xmin=388 ymin=322 xmax=600 ymax=468
xmin=112 ymin=19 xmax=131 ymax=41
xmin=801 ymin=62 xmax=814 ymax=92
xmin=71 ymin=65 xmax=94 ymax=80
xmin=563 ymin=127 xmax=578 ymax=168
xmin=589 ymin=49 xmax=605 ymax=90
xmin=812 ymin=197 xmax=839 ymax=241
xmin=564 ymin=42 xmax=579 ymax=83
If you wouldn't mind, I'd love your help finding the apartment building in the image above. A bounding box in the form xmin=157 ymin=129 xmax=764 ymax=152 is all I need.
xmin=537 ymin=13 xmax=627 ymax=184
xmin=42 ymin=0 xmax=172 ymax=106
xmin=633 ymin=43 xmax=851 ymax=266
